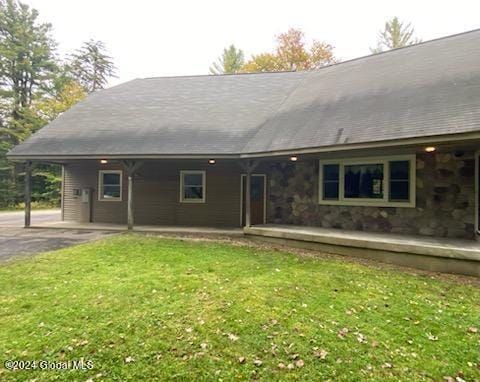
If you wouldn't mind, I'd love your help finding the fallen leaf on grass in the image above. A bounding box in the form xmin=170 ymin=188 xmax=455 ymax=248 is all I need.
xmin=467 ymin=327 xmax=478 ymax=334
xmin=278 ymin=362 xmax=286 ymax=369
xmin=314 ymin=349 xmax=328 ymax=360
xmin=228 ymin=333 xmax=239 ymax=342
xmin=338 ymin=327 xmax=349 ymax=339
xmin=125 ymin=356 xmax=135 ymax=363
xmin=295 ymin=359 xmax=305 ymax=368
xmin=382 ymin=362 xmax=393 ymax=369
xmin=200 ymin=343 xmax=208 ymax=350
xmin=238 ymin=356 xmax=246 ymax=364
xmin=357 ymin=333 xmax=367 ymax=344
xmin=426 ymin=333 xmax=438 ymax=341
xmin=253 ymin=359 xmax=262 ymax=367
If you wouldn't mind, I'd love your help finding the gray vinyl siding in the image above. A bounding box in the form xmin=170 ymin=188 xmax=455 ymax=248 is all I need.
xmin=62 ymin=160 xmax=246 ymax=227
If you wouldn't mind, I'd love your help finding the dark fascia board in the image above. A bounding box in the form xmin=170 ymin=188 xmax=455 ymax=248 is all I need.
xmin=7 ymin=131 xmax=480 ymax=162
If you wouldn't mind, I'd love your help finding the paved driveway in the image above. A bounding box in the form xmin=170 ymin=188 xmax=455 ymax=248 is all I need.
xmin=0 ymin=209 xmax=61 ymax=227
xmin=0 ymin=210 xmax=114 ymax=262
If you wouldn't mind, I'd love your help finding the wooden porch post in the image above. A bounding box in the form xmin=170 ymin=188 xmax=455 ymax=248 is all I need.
xmin=122 ymin=160 xmax=143 ymax=231
xmin=24 ymin=161 xmax=35 ymax=228
xmin=245 ymin=168 xmax=252 ymax=227
xmin=241 ymin=160 xmax=259 ymax=227
xmin=127 ymin=173 xmax=134 ymax=230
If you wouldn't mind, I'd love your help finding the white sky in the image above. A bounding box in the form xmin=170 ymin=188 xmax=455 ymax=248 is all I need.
xmin=25 ymin=0 xmax=480 ymax=86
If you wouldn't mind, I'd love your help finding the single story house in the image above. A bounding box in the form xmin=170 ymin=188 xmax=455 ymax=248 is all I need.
xmin=7 ymin=29 xmax=480 ymax=276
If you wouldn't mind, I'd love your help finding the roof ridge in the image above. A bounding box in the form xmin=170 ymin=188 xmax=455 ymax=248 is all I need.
xmin=137 ymin=70 xmax=299 ymax=81
xmin=134 ymin=28 xmax=480 ymax=82
xmin=314 ymin=27 xmax=480 ymax=72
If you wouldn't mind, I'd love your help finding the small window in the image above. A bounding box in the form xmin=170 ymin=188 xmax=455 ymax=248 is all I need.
xmin=389 ymin=160 xmax=410 ymax=201
xmin=322 ymin=164 xmax=339 ymax=200
xmin=180 ymin=170 xmax=206 ymax=203
xmin=98 ymin=170 xmax=122 ymax=201
xmin=344 ymin=163 xmax=384 ymax=199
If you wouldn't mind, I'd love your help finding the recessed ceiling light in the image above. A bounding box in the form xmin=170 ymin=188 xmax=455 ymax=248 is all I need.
xmin=290 ymin=156 xmax=298 ymax=161
xmin=425 ymin=147 xmax=436 ymax=153
xmin=100 ymin=159 xmax=108 ymax=164
xmin=208 ymin=159 xmax=216 ymax=164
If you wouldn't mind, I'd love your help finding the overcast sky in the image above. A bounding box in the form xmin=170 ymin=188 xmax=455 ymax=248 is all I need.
xmin=25 ymin=0 xmax=480 ymax=86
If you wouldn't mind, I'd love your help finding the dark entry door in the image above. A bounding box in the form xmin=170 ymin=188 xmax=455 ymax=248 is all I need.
xmin=241 ymin=175 xmax=265 ymax=226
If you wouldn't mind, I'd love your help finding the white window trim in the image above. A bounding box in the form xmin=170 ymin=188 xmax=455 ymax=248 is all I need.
xmin=318 ymin=154 xmax=416 ymax=208
xmin=180 ymin=170 xmax=206 ymax=203
xmin=98 ymin=170 xmax=123 ymax=202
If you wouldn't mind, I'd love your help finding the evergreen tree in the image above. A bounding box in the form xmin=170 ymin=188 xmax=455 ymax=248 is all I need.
xmin=0 ymin=0 xmax=57 ymax=206
xmin=371 ymin=17 xmax=421 ymax=53
xmin=69 ymin=40 xmax=116 ymax=93
xmin=209 ymin=45 xmax=245 ymax=75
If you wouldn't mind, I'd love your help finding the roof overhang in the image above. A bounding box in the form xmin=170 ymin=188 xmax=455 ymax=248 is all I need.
xmin=7 ymin=131 xmax=480 ymax=162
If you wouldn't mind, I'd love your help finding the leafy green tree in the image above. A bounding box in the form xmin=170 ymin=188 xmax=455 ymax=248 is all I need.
xmin=241 ymin=28 xmax=335 ymax=73
xmin=209 ymin=45 xmax=245 ymax=75
xmin=0 ymin=0 xmax=57 ymax=207
xmin=17 ymin=78 xmax=86 ymax=205
xmin=69 ymin=40 xmax=116 ymax=93
xmin=371 ymin=17 xmax=422 ymax=53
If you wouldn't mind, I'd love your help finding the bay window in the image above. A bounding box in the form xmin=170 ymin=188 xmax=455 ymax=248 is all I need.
xmin=319 ymin=155 xmax=415 ymax=207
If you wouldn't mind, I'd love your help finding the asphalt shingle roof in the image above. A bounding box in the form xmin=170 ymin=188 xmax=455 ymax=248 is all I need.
xmin=8 ymin=29 xmax=480 ymax=159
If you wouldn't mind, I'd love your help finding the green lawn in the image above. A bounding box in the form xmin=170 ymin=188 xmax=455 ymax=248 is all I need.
xmin=0 ymin=234 xmax=479 ymax=381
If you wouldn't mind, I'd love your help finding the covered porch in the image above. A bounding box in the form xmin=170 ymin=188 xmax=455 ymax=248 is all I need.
xmin=244 ymin=224 xmax=480 ymax=277
xmin=21 ymin=157 xmax=267 ymax=230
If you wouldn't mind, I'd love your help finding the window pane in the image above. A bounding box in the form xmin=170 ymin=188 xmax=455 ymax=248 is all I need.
xmin=103 ymin=185 xmax=120 ymax=198
xmin=344 ymin=164 xmax=383 ymax=199
xmin=390 ymin=181 xmax=409 ymax=201
xmin=323 ymin=182 xmax=339 ymax=199
xmin=184 ymin=173 xmax=203 ymax=186
xmin=103 ymin=173 xmax=120 ymax=185
xmin=323 ymin=164 xmax=339 ymax=181
xmin=390 ymin=161 xmax=409 ymax=180
xmin=251 ymin=176 xmax=263 ymax=201
xmin=184 ymin=186 xmax=203 ymax=199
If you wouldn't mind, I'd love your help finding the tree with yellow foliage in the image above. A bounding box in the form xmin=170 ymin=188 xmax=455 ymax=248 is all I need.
xmin=241 ymin=28 xmax=336 ymax=73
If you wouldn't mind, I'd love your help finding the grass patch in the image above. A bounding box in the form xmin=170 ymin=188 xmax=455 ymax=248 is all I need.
xmin=0 ymin=234 xmax=479 ymax=381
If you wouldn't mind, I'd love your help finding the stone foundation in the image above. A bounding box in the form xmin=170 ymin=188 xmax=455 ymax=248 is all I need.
xmin=267 ymin=151 xmax=476 ymax=239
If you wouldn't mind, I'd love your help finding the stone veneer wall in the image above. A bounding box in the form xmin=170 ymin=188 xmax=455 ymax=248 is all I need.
xmin=267 ymin=151 xmax=476 ymax=239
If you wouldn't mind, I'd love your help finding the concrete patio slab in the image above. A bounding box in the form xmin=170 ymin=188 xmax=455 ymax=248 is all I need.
xmin=34 ymin=220 xmax=244 ymax=236
xmin=244 ymin=224 xmax=480 ymax=277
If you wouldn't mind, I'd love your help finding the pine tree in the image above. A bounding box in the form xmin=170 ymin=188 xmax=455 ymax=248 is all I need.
xmin=209 ymin=45 xmax=245 ymax=75
xmin=371 ymin=17 xmax=421 ymax=53
xmin=69 ymin=40 xmax=116 ymax=93
xmin=0 ymin=0 xmax=57 ymax=206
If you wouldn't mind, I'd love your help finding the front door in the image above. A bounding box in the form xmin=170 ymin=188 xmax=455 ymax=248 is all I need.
xmin=241 ymin=174 xmax=266 ymax=226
